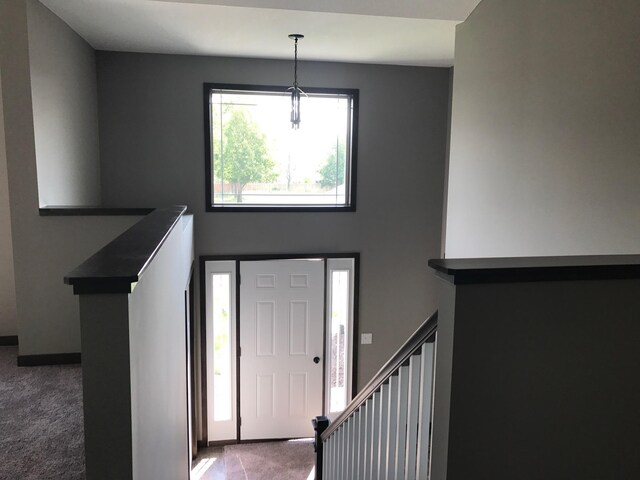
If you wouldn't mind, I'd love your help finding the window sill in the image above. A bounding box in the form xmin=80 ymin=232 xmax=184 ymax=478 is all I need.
xmin=206 ymin=205 xmax=355 ymax=213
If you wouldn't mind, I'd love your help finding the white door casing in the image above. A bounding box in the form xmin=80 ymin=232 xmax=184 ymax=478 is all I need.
xmin=239 ymin=259 xmax=324 ymax=440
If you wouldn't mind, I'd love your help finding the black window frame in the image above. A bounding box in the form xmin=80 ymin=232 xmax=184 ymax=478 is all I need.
xmin=203 ymin=82 xmax=359 ymax=212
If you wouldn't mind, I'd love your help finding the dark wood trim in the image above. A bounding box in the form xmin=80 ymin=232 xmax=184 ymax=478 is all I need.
xmin=199 ymin=257 xmax=209 ymax=445
xmin=206 ymin=439 xmax=238 ymax=447
xmin=197 ymin=440 xmax=208 ymax=449
xmin=201 ymin=252 xmax=360 ymax=262
xmin=203 ymin=83 xmax=213 ymax=217
xmin=321 ymin=311 xmax=438 ymax=441
xmin=206 ymin=206 xmax=356 ymax=213
xmin=65 ymin=206 xmax=186 ymax=294
xmin=429 ymin=255 xmax=640 ymax=285
xmin=313 ymin=416 xmax=330 ymax=480
xmin=203 ymin=83 xmax=359 ymax=213
xmin=206 ymin=83 xmax=358 ymax=97
xmin=348 ymin=87 xmax=359 ymax=212
xmin=0 ymin=335 xmax=18 ymax=346
xmin=321 ymin=259 xmax=327 ymax=416
xmin=352 ymin=254 xmax=360 ymax=399
xmin=17 ymin=352 xmax=81 ymax=366
xmin=186 ymin=266 xmax=197 ymax=461
xmin=235 ymin=259 xmax=241 ymax=442
xmin=237 ymin=437 xmax=302 ymax=445
xmin=205 ymin=437 xmax=306 ymax=447
xmin=39 ymin=206 xmax=154 ymax=216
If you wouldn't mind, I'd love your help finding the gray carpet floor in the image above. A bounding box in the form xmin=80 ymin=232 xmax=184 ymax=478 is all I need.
xmin=0 ymin=346 xmax=314 ymax=480
xmin=0 ymin=346 xmax=85 ymax=480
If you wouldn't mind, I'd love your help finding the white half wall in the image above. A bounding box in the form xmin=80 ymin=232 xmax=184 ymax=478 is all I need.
xmin=445 ymin=0 xmax=640 ymax=258
xmin=128 ymin=214 xmax=193 ymax=480
xmin=0 ymin=65 xmax=18 ymax=337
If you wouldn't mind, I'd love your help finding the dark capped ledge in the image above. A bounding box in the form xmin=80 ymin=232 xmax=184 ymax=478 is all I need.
xmin=65 ymin=206 xmax=187 ymax=294
xmin=429 ymin=255 xmax=640 ymax=285
xmin=40 ymin=206 xmax=155 ymax=216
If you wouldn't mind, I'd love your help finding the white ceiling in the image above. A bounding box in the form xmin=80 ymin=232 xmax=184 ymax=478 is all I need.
xmin=39 ymin=0 xmax=482 ymax=66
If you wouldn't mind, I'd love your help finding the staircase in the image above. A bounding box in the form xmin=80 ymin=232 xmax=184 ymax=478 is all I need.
xmin=315 ymin=312 xmax=437 ymax=480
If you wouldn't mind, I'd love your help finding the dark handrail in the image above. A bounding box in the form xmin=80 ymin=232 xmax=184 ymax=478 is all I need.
xmin=321 ymin=311 xmax=438 ymax=441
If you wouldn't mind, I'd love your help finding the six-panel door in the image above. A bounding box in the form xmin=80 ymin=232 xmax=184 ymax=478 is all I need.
xmin=239 ymin=259 xmax=325 ymax=439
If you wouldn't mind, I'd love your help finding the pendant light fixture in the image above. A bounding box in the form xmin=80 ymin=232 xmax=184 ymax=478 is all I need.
xmin=288 ymin=33 xmax=304 ymax=129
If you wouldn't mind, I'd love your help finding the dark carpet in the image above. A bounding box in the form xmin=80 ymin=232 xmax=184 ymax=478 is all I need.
xmin=0 ymin=346 xmax=85 ymax=480
xmin=0 ymin=346 xmax=313 ymax=480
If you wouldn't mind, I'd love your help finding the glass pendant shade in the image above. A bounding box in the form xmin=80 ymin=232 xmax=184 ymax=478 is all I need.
xmin=288 ymin=33 xmax=304 ymax=129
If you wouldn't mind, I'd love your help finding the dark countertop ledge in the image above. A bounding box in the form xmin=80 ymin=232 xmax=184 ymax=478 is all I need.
xmin=428 ymin=255 xmax=640 ymax=284
xmin=40 ymin=206 xmax=155 ymax=216
xmin=64 ymin=206 xmax=187 ymax=294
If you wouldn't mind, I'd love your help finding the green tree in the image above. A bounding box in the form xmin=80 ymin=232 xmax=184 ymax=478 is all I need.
xmin=318 ymin=143 xmax=346 ymax=189
xmin=214 ymin=109 xmax=277 ymax=202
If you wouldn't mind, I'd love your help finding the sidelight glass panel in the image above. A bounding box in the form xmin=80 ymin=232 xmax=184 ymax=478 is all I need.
xmin=329 ymin=270 xmax=350 ymax=413
xmin=212 ymin=273 xmax=232 ymax=421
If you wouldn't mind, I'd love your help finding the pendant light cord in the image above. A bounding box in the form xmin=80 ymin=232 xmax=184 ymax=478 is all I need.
xmin=293 ymin=37 xmax=299 ymax=90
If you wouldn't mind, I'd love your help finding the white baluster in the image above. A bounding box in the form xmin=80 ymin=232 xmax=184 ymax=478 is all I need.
xmin=327 ymin=432 xmax=333 ymax=480
xmin=371 ymin=391 xmax=382 ymax=480
xmin=404 ymin=354 xmax=422 ymax=480
xmin=334 ymin=429 xmax=339 ymax=480
xmin=395 ymin=365 xmax=410 ymax=480
xmin=416 ymin=342 xmax=436 ymax=479
xmin=352 ymin=409 xmax=360 ymax=479
xmin=378 ymin=383 xmax=390 ymax=480
xmin=358 ymin=406 xmax=367 ymax=479
xmin=385 ymin=374 xmax=400 ymax=480
xmin=364 ymin=398 xmax=374 ymax=479
xmin=338 ymin=425 xmax=344 ymax=480
xmin=345 ymin=416 xmax=352 ymax=479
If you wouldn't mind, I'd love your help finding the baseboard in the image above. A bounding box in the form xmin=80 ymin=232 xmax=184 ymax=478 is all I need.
xmin=206 ymin=440 xmax=238 ymax=447
xmin=238 ymin=437 xmax=300 ymax=444
xmin=17 ymin=352 xmax=81 ymax=366
xmin=204 ymin=437 xmax=300 ymax=448
xmin=0 ymin=335 xmax=19 ymax=346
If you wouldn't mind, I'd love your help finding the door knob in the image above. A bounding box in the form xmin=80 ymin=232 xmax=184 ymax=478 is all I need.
xmin=313 ymin=356 xmax=321 ymax=364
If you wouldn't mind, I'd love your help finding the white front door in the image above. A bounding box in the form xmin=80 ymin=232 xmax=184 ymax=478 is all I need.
xmin=239 ymin=259 xmax=324 ymax=440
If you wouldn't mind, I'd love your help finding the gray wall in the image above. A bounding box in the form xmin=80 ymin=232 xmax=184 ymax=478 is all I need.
xmin=445 ymin=0 xmax=640 ymax=258
xmin=27 ymin=0 xmax=102 ymax=207
xmin=0 ymin=65 xmax=18 ymax=337
xmin=96 ymin=52 xmax=451 ymax=388
xmin=0 ymin=0 xmax=141 ymax=355
xmin=432 ymin=277 xmax=640 ymax=480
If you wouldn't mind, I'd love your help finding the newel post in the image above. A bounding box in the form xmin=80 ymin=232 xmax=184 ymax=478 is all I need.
xmin=312 ymin=416 xmax=330 ymax=480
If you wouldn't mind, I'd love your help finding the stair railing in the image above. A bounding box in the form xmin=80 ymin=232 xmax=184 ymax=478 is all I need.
xmin=315 ymin=311 xmax=438 ymax=480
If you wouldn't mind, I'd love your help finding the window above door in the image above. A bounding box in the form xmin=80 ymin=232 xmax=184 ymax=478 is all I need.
xmin=204 ymin=83 xmax=359 ymax=212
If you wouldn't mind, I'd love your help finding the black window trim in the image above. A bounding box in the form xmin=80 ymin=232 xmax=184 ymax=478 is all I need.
xmin=203 ymin=82 xmax=359 ymax=213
